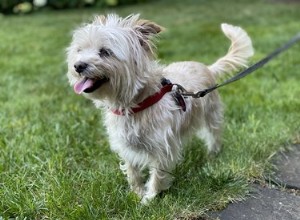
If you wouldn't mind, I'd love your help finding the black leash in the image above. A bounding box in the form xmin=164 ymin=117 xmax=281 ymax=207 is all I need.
xmin=176 ymin=32 xmax=300 ymax=98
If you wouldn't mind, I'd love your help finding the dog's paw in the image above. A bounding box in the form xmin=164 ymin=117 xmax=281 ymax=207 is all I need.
xmin=208 ymin=144 xmax=222 ymax=156
xmin=140 ymin=192 xmax=156 ymax=205
xmin=131 ymin=185 xmax=145 ymax=198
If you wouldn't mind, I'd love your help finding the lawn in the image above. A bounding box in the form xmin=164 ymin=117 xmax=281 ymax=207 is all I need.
xmin=0 ymin=0 xmax=300 ymax=219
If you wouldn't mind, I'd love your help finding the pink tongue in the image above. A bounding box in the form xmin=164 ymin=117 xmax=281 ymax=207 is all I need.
xmin=74 ymin=78 xmax=94 ymax=94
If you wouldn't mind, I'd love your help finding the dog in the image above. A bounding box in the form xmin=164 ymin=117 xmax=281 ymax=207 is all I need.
xmin=66 ymin=14 xmax=254 ymax=204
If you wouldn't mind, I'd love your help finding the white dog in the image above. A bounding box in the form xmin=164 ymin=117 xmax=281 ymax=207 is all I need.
xmin=66 ymin=14 xmax=253 ymax=203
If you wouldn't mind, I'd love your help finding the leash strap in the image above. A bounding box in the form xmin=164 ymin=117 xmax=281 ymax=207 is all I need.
xmin=178 ymin=32 xmax=300 ymax=98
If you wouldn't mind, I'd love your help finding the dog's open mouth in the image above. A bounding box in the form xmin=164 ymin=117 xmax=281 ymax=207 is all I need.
xmin=74 ymin=76 xmax=109 ymax=94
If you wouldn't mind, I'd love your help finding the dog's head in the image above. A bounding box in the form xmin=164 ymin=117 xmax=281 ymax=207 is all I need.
xmin=66 ymin=14 xmax=163 ymax=104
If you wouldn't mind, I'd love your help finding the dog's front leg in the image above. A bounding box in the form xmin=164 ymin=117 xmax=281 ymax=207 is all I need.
xmin=120 ymin=161 xmax=145 ymax=198
xmin=141 ymin=165 xmax=174 ymax=204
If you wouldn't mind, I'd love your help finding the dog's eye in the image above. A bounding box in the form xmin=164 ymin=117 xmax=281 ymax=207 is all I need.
xmin=77 ymin=48 xmax=82 ymax=53
xmin=99 ymin=48 xmax=111 ymax=57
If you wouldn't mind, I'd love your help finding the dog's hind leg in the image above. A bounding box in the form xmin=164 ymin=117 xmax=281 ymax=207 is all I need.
xmin=198 ymin=125 xmax=222 ymax=154
xmin=197 ymin=99 xmax=223 ymax=154
xmin=120 ymin=161 xmax=145 ymax=198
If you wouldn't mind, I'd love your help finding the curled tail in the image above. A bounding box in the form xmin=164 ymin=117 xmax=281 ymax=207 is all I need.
xmin=208 ymin=23 xmax=254 ymax=77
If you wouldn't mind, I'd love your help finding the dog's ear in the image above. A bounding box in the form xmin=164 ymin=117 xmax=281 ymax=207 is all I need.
xmin=134 ymin=19 xmax=164 ymax=54
xmin=93 ymin=15 xmax=107 ymax=25
xmin=135 ymin=19 xmax=164 ymax=37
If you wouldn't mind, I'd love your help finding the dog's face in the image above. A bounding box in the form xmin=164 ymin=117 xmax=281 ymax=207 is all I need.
xmin=67 ymin=14 xmax=163 ymax=104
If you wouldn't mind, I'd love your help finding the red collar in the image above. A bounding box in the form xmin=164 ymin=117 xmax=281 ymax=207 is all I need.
xmin=112 ymin=83 xmax=174 ymax=116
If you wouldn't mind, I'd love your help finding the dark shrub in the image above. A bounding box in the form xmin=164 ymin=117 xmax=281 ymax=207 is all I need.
xmin=0 ymin=0 xmax=148 ymax=14
xmin=0 ymin=0 xmax=32 ymax=14
xmin=47 ymin=0 xmax=85 ymax=9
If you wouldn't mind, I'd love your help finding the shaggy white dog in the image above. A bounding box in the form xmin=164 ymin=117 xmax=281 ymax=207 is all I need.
xmin=66 ymin=14 xmax=253 ymax=203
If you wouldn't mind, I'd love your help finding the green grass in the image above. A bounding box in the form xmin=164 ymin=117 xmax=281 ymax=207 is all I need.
xmin=0 ymin=0 xmax=300 ymax=219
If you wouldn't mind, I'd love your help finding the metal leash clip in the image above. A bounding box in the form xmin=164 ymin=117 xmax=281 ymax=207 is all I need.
xmin=174 ymin=84 xmax=217 ymax=98
xmin=171 ymin=84 xmax=186 ymax=111
xmin=173 ymin=84 xmax=190 ymax=97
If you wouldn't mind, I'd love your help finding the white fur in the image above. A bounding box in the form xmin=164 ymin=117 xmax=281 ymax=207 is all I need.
xmin=208 ymin=23 xmax=254 ymax=77
xmin=66 ymin=14 xmax=254 ymax=204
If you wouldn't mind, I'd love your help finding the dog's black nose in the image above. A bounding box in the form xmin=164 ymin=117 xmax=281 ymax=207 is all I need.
xmin=74 ymin=62 xmax=88 ymax=73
